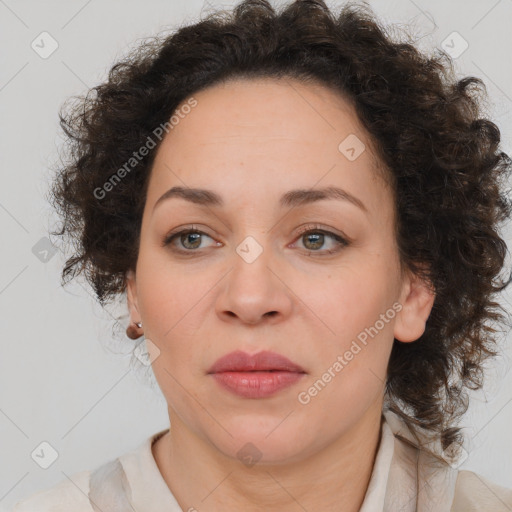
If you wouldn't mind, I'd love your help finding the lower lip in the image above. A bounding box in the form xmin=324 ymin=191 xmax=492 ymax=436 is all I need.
xmin=210 ymin=371 xmax=306 ymax=399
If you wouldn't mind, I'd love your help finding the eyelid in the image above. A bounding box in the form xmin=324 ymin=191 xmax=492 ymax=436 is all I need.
xmin=294 ymin=223 xmax=350 ymax=242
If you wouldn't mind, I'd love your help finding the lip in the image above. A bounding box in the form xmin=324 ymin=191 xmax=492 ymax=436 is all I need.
xmin=207 ymin=350 xmax=306 ymax=374
xmin=207 ymin=350 xmax=306 ymax=399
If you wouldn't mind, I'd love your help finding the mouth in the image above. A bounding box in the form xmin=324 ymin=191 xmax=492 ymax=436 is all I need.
xmin=207 ymin=350 xmax=306 ymax=399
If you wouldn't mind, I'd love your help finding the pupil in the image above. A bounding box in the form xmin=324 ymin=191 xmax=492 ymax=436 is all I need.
xmin=183 ymin=233 xmax=201 ymax=249
xmin=305 ymin=233 xmax=323 ymax=250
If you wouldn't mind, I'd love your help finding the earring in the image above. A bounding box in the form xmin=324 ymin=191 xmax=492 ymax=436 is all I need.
xmin=126 ymin=321 xmax=143 ymax=340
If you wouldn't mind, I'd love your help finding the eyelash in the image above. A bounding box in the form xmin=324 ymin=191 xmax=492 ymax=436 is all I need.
xmin=162 ymin=223 xmax=349 ymax=257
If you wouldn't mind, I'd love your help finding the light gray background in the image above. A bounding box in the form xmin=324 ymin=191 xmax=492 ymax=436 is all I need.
xmin=1 ymin=0 xmax=511 ymax=509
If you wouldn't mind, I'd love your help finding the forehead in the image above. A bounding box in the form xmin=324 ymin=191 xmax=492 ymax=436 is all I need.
xmin=170 ymin=76 xmax=366 ymax=148
xmin=145 ymin=77 xmax=392 ymax=219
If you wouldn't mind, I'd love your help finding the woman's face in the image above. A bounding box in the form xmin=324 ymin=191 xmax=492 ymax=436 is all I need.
xmin=127 ymin=77 xmax=434 ymax=463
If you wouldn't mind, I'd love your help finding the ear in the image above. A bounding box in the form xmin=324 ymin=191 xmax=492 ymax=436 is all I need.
xmin=393 ymin=267 xmax=435 ymax=343
xmin=125 ymin=269 xmax=142 ymax=340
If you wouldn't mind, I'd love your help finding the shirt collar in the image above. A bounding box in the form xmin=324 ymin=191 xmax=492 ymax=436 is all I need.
xmin=359 ymin=413 xmax=395 ymax=511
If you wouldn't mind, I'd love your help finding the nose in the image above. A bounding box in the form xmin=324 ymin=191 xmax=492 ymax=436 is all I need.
xmin=215 ymin=241 xmax=294 ymax=326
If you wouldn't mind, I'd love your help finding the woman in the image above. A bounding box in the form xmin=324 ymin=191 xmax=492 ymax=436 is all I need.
xmin=13 ymin=0 xmax=512 ymax=510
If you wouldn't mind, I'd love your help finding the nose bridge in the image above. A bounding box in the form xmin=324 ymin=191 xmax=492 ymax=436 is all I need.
xmin=231 ymin=232 xmax=275 ymax=294
xmin=217 ymin=231 xmax=292 ymax=324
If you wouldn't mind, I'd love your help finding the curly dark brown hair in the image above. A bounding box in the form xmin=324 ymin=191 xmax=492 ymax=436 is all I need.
xmin=49 ymin=0 xmax=512 ymax=456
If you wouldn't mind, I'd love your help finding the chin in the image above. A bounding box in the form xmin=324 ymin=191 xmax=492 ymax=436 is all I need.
xmin=207 ymin=418 xmax=316 ymax=466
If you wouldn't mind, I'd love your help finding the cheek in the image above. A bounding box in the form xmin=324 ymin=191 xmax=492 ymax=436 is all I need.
xmin=302 ymin=274 xmax=396 ymax=412
xmin=136 ymin=246 xmax=204 ymax=328
xmin=308 ymin=260 xmax=397 ymax=342
xmin=134 ymin=256 xmax=203 ymax=372
xmin=300 ymin=258 xmax=399 ymax=400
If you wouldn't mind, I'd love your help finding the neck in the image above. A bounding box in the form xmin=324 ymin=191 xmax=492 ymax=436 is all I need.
xmin=153 ymin=401 xmax=383 ymax=512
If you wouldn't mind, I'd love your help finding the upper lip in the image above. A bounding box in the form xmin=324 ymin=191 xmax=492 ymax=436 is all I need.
xmin=207 ymin=350 xmax=306 ymax=374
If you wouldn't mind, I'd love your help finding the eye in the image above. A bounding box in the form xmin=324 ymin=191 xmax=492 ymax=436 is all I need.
xmin=162 ymin=226 xmax=219 ymax=253
xmin=161 ymin=223 xmax=350 ymax=256
xmin=293 ymin=224 xmax=349 ymax=256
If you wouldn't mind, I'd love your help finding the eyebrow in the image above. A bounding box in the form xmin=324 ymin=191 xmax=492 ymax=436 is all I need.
xmin=152 ymin=185 xmax=368 ymax=214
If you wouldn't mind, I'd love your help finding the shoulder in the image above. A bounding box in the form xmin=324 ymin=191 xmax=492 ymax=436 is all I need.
xmin=452 ymin=469 xmax=512 ymax=511
xmin=383 ymin=409 xmax=512 ymax=511
xmin=11 ymin=470 xmax=92 ymax=512
xmin=10 ymin=430 xmax=165 ymax=512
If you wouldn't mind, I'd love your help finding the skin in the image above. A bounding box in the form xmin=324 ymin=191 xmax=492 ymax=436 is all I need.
xmin=125 ymin=77 xmax=435 ymax=512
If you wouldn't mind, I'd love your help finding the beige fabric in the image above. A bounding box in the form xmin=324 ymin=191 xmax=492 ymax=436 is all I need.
xmin=452 ymin=470 xmax=512 ymax=512
xmin=11 ymin=410 xmax=512 ymax=511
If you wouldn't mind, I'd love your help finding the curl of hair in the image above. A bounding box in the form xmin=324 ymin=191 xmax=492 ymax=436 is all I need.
xmin=49 ymin=0 xmax=512 ymax=456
